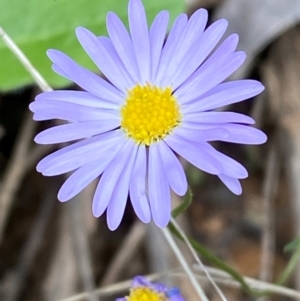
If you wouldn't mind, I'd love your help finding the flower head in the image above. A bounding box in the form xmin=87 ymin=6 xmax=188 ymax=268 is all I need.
xmin=116 ymin=276 xmax=185 ymax=301
xmin=30 ymin=0 xmax=267 ymax=230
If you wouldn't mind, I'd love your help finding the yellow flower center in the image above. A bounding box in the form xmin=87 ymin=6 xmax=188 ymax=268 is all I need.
xmin=127 ymin=287 xmax=167 ymax=301
xmin=121 ymin=84 xmax=181 ymax=145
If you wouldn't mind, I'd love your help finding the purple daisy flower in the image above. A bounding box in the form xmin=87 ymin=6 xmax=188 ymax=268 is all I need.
xmin=116 ymin=276 xmax=185 ymax=301
xmin=29 ymin=0 xmax=267 ymax=230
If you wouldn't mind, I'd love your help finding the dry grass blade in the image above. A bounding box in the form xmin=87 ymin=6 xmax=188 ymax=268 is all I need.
xmin=171 ymin=217 xmax=228 ymax=301
xmin=0 ymin=26 xmax=53 ymax=244
xmin=0 ymin=27 xmax=52 ymax=92
xmin=57 ymin=272 xmax=165 ymax=301
xmin=101 ymin=221 xmax=147 ymax=286
xmin=69 ymin=196 xmax=98 ymax=301
xmin=44 ymin=205 xmax=78 ymax=301
xmin=1 ymin=183 xmax=55 ymax=301
xmin=146 ymin=222 xmax=174 ymax=284
xmin=193 ymin=265 xmax=300 ymax=299
xmin=258 ymin=139 xmax=279 ymax=301
xmin=161 ymin=227 xmax=209 ymax=301
xmin=262 ymin=24 xmax=300 ymax=290
xmin=58 ymin=264 xmax=300 ymax=301
xmin=0 ymin=110 xmax=36 ymax=243
xmin=257 ymin=140 xmax=278 ymax=301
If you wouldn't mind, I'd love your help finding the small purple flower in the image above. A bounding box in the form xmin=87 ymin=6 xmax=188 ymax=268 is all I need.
xmin=116 ymin=276 xmax=185 ymax=301
xmin=30 ymin=0 xmax=267 ymax=230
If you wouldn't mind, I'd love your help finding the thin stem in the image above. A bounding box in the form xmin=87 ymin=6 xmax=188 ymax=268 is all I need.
xmin=0 ymin=26 xmax=52 ymax=92
xmin=57 ymin=265 xmax=300 ymax=301
xmin=57 ymin=272 xmax=165 ymax=301
xmin=193 ymin=265 xmax=300 ymax=299
xmin=0 ymin=27 xmax=53 ymax=243
xmin=171 ymin=217 xmax=228 ymax=301
xmin=160 ymin=227 xmax=209 ymax=301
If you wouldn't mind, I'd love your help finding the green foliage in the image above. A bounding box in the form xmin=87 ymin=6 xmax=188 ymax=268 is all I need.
xmin=172 ymin=187 xmax=193 ymax=218
xmin=185 ymin=164 xmax=204 ymax=187
xmin=0 ymin=0 xmax=184 ymax=91
xmin=168 ymin=223 xmax=269 ymax=297
xmin=171 ymin=194 xmax=269 ymax=297
xmin=284 ymin=237 xmax=300 ymax=253
xmin=276 ymin=237 xmax=300 ymax=285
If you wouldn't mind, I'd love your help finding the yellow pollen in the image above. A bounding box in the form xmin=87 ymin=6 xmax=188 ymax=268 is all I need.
xmin=121 ymin=84 xmax=181 ymax=145
xmin=126 ymin=287 xmax=167 ymax=301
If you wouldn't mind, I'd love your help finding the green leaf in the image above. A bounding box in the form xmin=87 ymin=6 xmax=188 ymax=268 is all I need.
xmin=276 ymin=237 xmax=300 ymax=285
xmin=172 ymin=187 xmax=193 ymax=218
xmin=170 ymin=187 xmax=266 ymax=296
xmin=0 ymin=0 xmax=184 ymax=91
xmin=276 ymin=248 xmax=300 ymax=285
xmin=168 ymin=223 xmax=270 ymax=297
xmin=185 ymin=164 xmax=205 ymax=187
xmin=284 ymin=237 xmax=300 ymax=253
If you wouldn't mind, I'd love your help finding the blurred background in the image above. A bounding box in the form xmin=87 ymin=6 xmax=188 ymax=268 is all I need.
xmin=1 ymin=0 xmax=300 ymax=300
